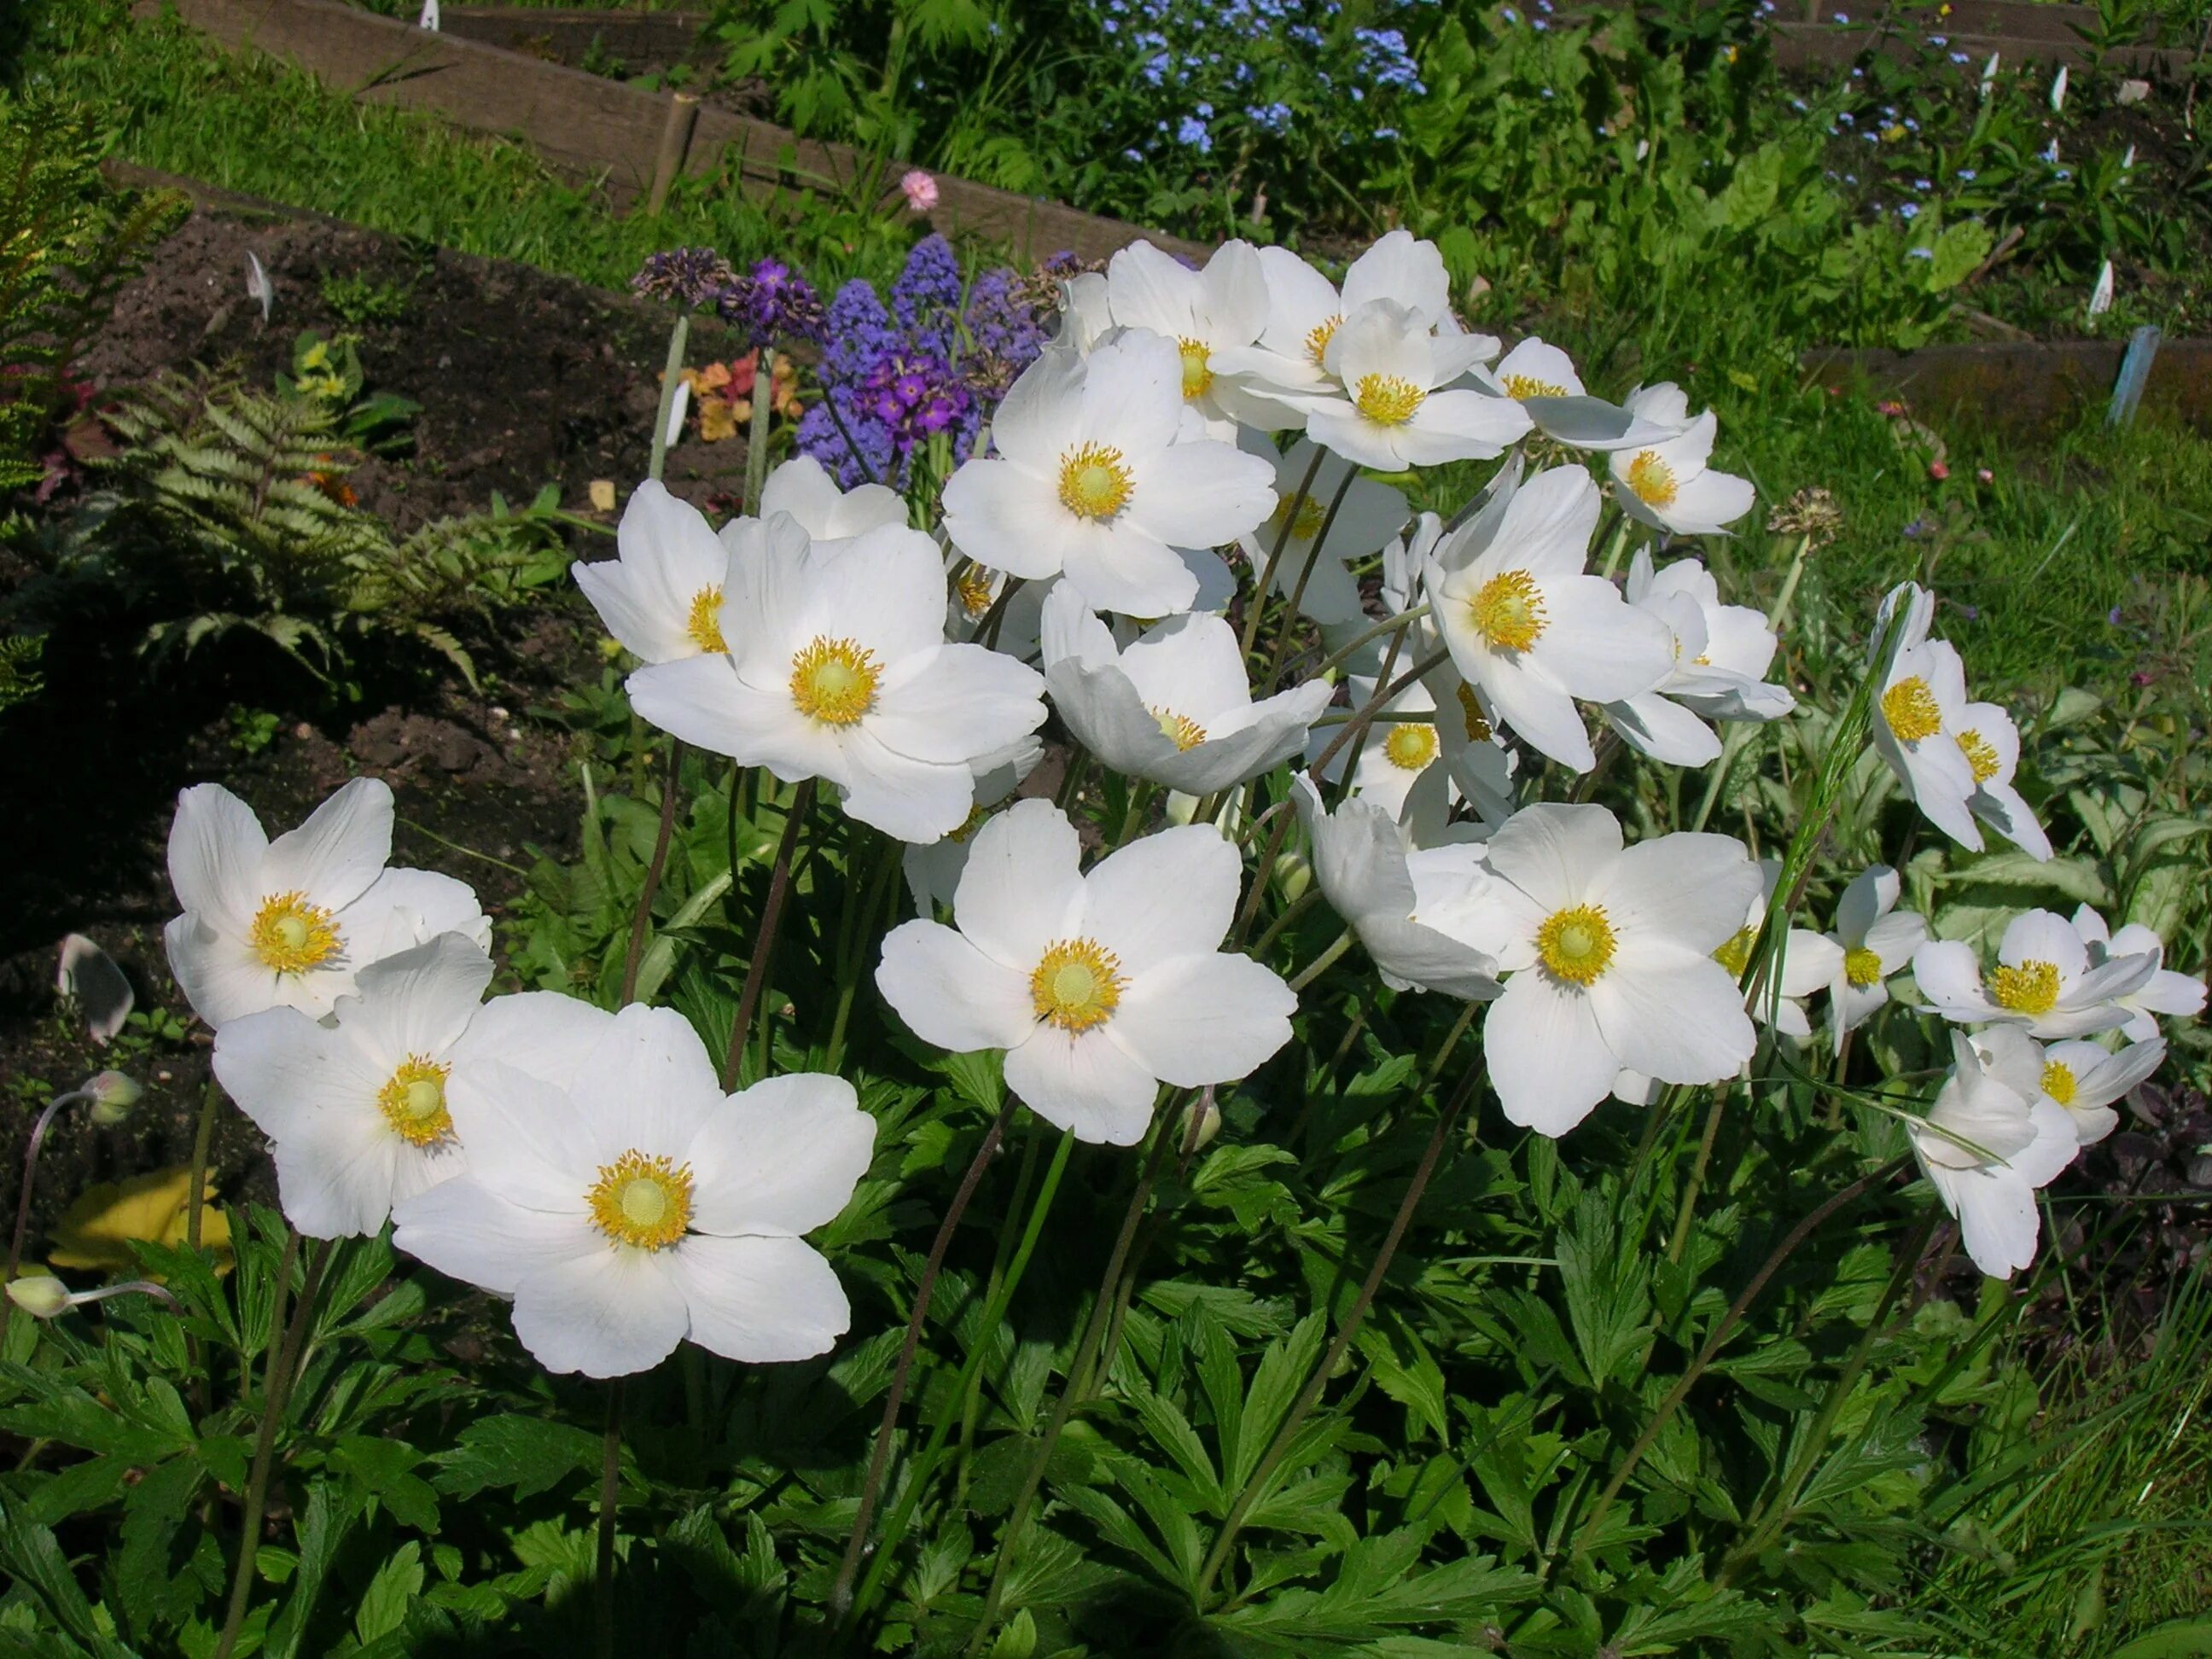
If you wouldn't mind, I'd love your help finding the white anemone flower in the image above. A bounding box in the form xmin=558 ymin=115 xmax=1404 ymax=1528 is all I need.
xmin=1291 ymin=777 xmax=1501 ymax=1000
xmin=1104 ymin=239 xmax=1272 ymax=437
xmin=1952 ymin=698 xmax=2051 ymax=860
xmin=903 ymin=739 xmax=1045 ymax=916
xmin=1491 ymin=337 xmax=1677 ymax=451
xmin=875 ymin=800 xmax=1296 ymax=1145
xmin=2069 ymin=906 xmax=2207 ymax=1042
xmin=626 ymin=519 xmax=1047 ymax=843
xmin=939 ymin=332 xmax=1277 ymax=617
xmin=1912 ymin=908 xmax=2158 ymax=1039
xmin=1213 ymin=232 xmax=1477 ymax=421
xmin=1822 ymin=865 xmax=1929 ymax=1051
xmin=2034 ymin=1035 xmax=2166 ymax=1145
xmin=755 ymin=455 xmax=908 ymax=544
xmin=164 ymin=778 xmax=489 ymax=1031
xmin=391 ymin=1004 xmax=874 ymax=1378
xmin=1237 ymin=434 xmax=1411 ymax=626
xmin=1040 ymin=585 xmax=1333 ymax=795
xmin=1427 ymin=466 xmax=1674 ymax=771
xmin=1870 ymin=585 xmax=1982 ymax=852
xmin=1606 ymin=385 xmax=1755 ymax=536
xmin=1309 ymin=673 xmax=1450 ymax=823
xmin=1714 ymin=864 xmax=1844 ymax=1041
xmin=1910 ymin=1029 xmax=2078 ymax=1278
xmin=212 ymin=935 xmax=613 ymax=1237
xmin=1278 ymin=302 xmax=1531 ymax=474
xmin=1458 ymin=803 xmax=1761 ymax=1135
xmin=1603 ymin=546 xmax=1796 ymax=766
xmin=573 ymin=480 xmax=736 ymax=664
xmin=1423 ymin=662 xmax=1522 ymax=830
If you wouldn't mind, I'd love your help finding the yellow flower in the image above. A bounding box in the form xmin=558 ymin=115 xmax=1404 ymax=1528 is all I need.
xmin=49 ymin=1166 xmax=233 ymax=1278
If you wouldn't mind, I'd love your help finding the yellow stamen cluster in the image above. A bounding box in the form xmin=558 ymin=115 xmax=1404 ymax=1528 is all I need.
xmin=376 ymin=1057 xmax=454 ymax=1147
xmin=1714 ymin=925 xmax=1758 ymax=978
xmin=1470 ymin=570 xmax=1548 ymax=652
xmin=1989 ymin=958 xmax=2061 ymax=1017
xmin=1269 ymin=492 xmax=1328 ymax=544
xmin=1150 ymin=707 xmax=1208 ymax=751
xmin=1353 ymin=374 xmax=1425 ymax=428
xmin=1881 ymin=677 xmax=1943 ymax=743
xmin=1030 ymin=938 xmax=1126 ymax=1033
xmin=1626 ymin=451 xmax=1679 ymax=509
xmin=1956 ymin=728 xmax=2000 ymax=784
xmin=956 ymin=568 xmax=994 ymax=620
xmin=1177 ymin=337 xmax=1214 ymax=399
xmin=686 ymin=585 xmax=728 ymax=654
xmin=1057 ymin=442 xmax=1134 ymax=521
xmin=586 ymin=1150 xmax=694 ymax=1250
xmin=249 ymin=892 xmax=342 ymax=975
xmin=1502 ymin=375 xmax=1571 ymax=399
xmin=1843 ymin=947 xmax=1883 ymax=988
xmin=1537 ymin=904 xmax=1616 ymax=985
xmin=789 ymin=636 xmax=882 ymax=725
xmin=2039 ymin=1060 xmax=2077 ymax=1107
xmin=1306 ymin=315 xmax=1342 ymax=367
xmin=1382 ymin=723 xmax=1439 ymax=771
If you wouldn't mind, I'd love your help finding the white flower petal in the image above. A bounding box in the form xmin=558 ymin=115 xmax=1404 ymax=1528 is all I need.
xmin=684 ymin=1072 xmax=873 ymax=1237
xmin=1481 ymin=802 xmax=1621 ymax=911
xmin=346 ymin=934 xmax=494 ymax=1060
xmin=1080 ymin=824 xmax=1241 ymax=975
xmin=168 ymin=784 xmax=271 ymax=925
xmin=876 ymin=920 xmax=1037 ymax=1052
xmin=450 ymin=992 xmax=617 ymax=1093
xmin=869 ymin=644 xmax=1045 ymax=768
xmin=260 ymin=777 xmax=395 ymax=912
xmin=391 ymin=1177 xmax=600 ymax=1295
xmin=671 ymin=1233 xmax=851 ymax=1363
xmin=1004 ymin=1027 xmax=1160 ymax=1145
xmin=568 ymin=1004 xmax=723 ymax=1164
xmin=1113 ymin=953 xmax=1295 ymax=1086
xmin=271 ymin=1103 xmax=410 ymax=1239
xmin=1485 ymin=974 xmax=1619 ymax=1136
xmin=955 ymin=799 xmax=1086 ymax=970
xmin=513 ymin=1248 xmax=690 ymax=1377
xmin=1598 ymin=832 xmax=1761 ymax=952
xmin=444 ymin=1062 xmax=602 ymax=1214
xmin=1592 ymin=946 xmax=1758 ymax=1084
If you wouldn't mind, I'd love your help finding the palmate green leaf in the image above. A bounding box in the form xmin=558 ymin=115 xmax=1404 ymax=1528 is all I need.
xmin=114 ymin=1454 xmax=207 ymax=1639
xmin=0 ymin=1493 xmax=133 ymax=1656
xmin=354 ymin=1540 xmax=426 ymax=1644
xmin=1209 ymin=1528 xmax=1535 ymax=1649
xmin=2107 ymin=1618 xmax=2212 ymax=1658
xmin=263 ymin=1479 xmax=367 ymax=1659
xmin=430 ymin=1415 xmax=604 ymax=1501
xmin=1554 ymin=1190 xmax=1653 ymax=1391
xmin=331 ymin=1435 xmax=441 ymax=1533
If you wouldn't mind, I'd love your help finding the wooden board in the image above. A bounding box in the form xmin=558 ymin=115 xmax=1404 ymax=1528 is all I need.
xmin=142 ymin=0 xmax=1204 ymax=265
xmin=1802 ymin=339 xmax=2212 ymax=433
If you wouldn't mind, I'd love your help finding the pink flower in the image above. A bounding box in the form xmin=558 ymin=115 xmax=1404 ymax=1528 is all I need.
xmin=900 ymin=170 xmax=940 ymax=213
xmin=1928 ymin=461 xmax=1949 ymax=480
xmin=1976 ymin=468 xmax=1994 ymax=483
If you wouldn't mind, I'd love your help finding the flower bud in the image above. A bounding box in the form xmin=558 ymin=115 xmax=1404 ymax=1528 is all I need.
xmin=1184 ymin=1094 xmax=1222 ymax=1152
xmin=6 ymin=1276 xmax=74 ymax=1319
xmin=1272 ymin=850 xmax=1312 ymax=904
xmin=84 ymin=1070 xmax=143 ymax=1126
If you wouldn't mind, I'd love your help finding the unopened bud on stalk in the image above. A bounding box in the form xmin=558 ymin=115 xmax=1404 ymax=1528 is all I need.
xmin=1184 ymin=1093 xmax=1222 ymax=1152
xmin=84 ymin=1070 xmax=143 ymax=1126
xmin=1272 ymin=850 xmax=1312 ymax=904
xmin=6 ymin=1276 xmax=73 ymax=1319
xmin=1767 ymin=486 xmax=1842 ymax=548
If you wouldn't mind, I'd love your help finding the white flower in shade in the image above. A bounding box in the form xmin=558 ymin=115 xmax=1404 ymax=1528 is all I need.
xmin=212 ymin=935 xmax=612 ymax=1238
xmin=626 ymin=520 xmax=1046 ymax=843
xmin=1910 ymin=1030 xmax=2077 ymax=1278
xmin=755 ymin=455 xmax=907 ymax=544
xmin=164 ymin=778 xmax=489 ymax=1031
xmin=1040 ymin=585 xmax=1332 ymax=795
xmin=1951 ymin=698 xmax=2050 ymax=860
xmin=1870 ymin=585 xmax=1982 ymax=852
xmin=902 ymin=739 xmax=1045 ymax=916
xmin=1058 ymin=277 xmax=1115 ymax=354
xmin=1427 ymin=466 xmax=1673 ymax=771
xmin=1822 ymin=865 xmax=1928 ymax=1050
xmin=1491 ymin=337 xmax=1677 ymax=451
xmin=1291 ymin=777 xmax=1501 ymax=1000
xmin=1458 ymin=803 xmax=1761 ymax=1135
xmin=2034 ymin=1035 xmax=2164 ymax=1144
xmin=1603 ymin=546 xmax=1796 ymax=766
xmin=573 ymin=480 xmax=736 ymax=664
xmin=1713 ymin=865 xmax=1845 ymax=1041
xmin=875 ymin=800 xmax=1296 ymax=1145
xmin=1912 ymin=909 xmax=2159 ymax=1039
xmin=1237 ymin=434 xmax=1410 ymax=626
xmin=1424 ymin=664 xmax=1522 ymax=830
xmin=1310 ymin=673 xmax=1449 ymax=823
xmin=1606 ymin=385 xmax=1755 ymax=536
xmin=1277 ymin=302 xmax=1530 ymax=474
xmin=1104 ymin=240 xmax=1271 ymax=437
xmin=391 ymin=1004 xmax=874 ymax=1378
xmin=1214 ymin=232 xmax=1474 ymax=420
xmin=2069 ymin=906 xmax=2207 ymax=1042
xmin=939 ymin=333 xmax=1276 ymax=617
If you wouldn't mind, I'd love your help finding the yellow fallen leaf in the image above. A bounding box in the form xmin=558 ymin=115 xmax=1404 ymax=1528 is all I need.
xmin=588 ymin=480 xmax=617 ymax=512
xmin=49 ymin=1166 xmax=233 ymax=1278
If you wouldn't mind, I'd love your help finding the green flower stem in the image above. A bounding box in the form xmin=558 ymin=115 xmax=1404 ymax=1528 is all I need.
xmin=1568 ymin=1155 xmax=1912 ymax=1561
xmin=214 ymin=1230 xmax=335 ymax=1659
xmin=827 ymin=831 xmax=900 ymax=1072
xmin=1240 ymin=446 xmax=1328 ymax=658
xmin=1261 ymin=468 xmax=1360 ymax=692
xmin=963 ymin=1106 xmax=1183 ymax=1653
xmin=1228 ymin=800 xmax=1297 ymax=951
xmin=1314 ymin=643 xmax=1448 ymax=797
xmin=1663 ymin=1087 xmax=1732 ymax=1265
xmin=955 ymin=1127 xmax=1045 ymax=1512
xmin=184 ymin=1076 xmax=221 ymax=1253
xmin=596 ymin=1378 xmax=624 ymax=1659
xmin=648 ymin=313 xmax=690 ymax=484
xmin=3 ymin=1087 xmax=89 ymax=1337
xmin=1764 ymin=533 xmax=1814 ymax=632
xmin=1193 ymin=1065 xmax=1481 ymax=1610
xmin=1598 ymin=514 xmax=1633 ymax=580
xmin=720 ymin=778 xmax=814 ymax=1091
xmin=1306 ymin=603 xmax=1431 ymax=687
xmin=847 ymin=1127 xmax=1076 ymax=1632
xmin=1287 ymin=926 xmax=1356 ymax=992
xmin=1247 ymin=885 xmax=1321 ymax=961
xmin=832 ymin=1094 xmax=1018 ymax=1621
xmin=744 ymin=347 xmax=775 ymax=509
xmin=619 ymin=737 xmax=688 ymax=1007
